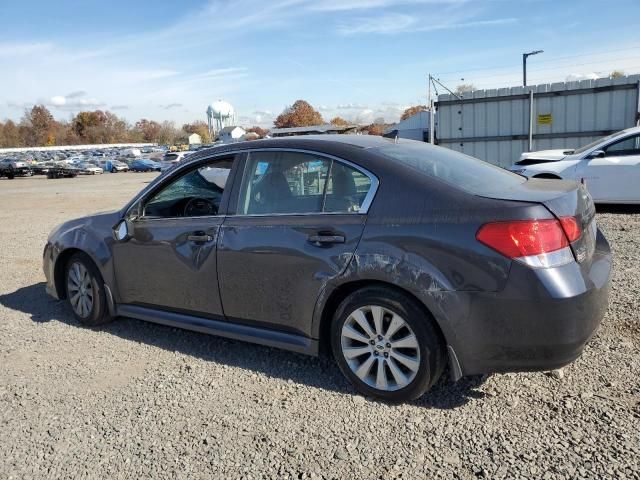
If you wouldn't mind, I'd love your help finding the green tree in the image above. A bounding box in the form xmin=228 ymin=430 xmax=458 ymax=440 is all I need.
xmin=274 ymin=100 xmax=323 ymax=128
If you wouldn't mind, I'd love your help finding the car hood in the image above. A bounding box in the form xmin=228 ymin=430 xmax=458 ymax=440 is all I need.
xmin=517 ymin=149 xmax=574 ymax=163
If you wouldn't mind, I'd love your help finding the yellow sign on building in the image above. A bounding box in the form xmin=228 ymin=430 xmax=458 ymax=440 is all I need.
xmin=537 ymin=113 xmax=553 ymax=125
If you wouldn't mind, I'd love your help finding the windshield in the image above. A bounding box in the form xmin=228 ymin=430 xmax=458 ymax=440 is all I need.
xmin=573 ymin=130 xmax=628 ymax=154
xmin=375 ymin=142 xmax=525 ymax=196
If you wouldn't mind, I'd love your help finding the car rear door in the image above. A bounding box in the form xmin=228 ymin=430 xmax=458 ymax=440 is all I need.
xmin=577 ymin=133 xmax=640 ymax=202
xmin=217 ymin=149 xmax=377 ymax=338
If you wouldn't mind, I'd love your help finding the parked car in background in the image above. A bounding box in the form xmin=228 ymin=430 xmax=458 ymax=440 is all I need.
xmin=31 ymin=163 xmax=50 ymax=175
xmin=43 ymin=136 xmax=611 ymax=402
xmin=130 ymin=159 xmax=161 ymax=172
xmin=160 ymin=151 xmax=190 ymax=172
xmin=77 ymin=162 xmax=103 ymax=175
xmin=47 ymin=165 xmax=78 ymax=179
xmin=0 ymin=158 xmax=32 ymax=179
xmin=511 ymin=126 xmax=640 ymax=204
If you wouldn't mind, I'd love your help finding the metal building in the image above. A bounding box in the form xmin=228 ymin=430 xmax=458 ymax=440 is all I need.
xmin=384 ymin=110 xmax=430 ymax=141
xmin=435 ymin=75 xmax=640 ymax=167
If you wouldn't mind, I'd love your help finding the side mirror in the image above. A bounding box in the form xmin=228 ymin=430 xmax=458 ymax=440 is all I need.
xmin=113 ymin=219 xmax=130 ymax=242
xmin=589 ymin=150 xmax=605 ymax=159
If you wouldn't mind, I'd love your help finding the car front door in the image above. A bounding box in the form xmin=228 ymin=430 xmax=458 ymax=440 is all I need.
xmin=112 ymin=155 xmax=238 ymax=317
xmin=217 ymin=150 xmax=377 ymax=337
xmin=577 ymin=133 xmax=640 ymax=202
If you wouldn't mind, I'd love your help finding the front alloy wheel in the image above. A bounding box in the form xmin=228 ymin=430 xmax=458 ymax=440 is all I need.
xmin=64 ymin=252 xmax=112 ymax=326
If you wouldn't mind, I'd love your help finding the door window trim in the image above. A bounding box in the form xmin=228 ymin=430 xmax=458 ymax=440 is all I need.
xmin=228 ymin=148 xmax=379 ymax=217
xmin=123 ymin=152 xmax=243 ymax=221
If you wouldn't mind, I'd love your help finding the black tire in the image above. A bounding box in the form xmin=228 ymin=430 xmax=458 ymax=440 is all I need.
xmin=331 ymin=286 xmax=446 ymax=403
xmin=64 ymin=252 xmax=113 ymax=326
xmin=111 ymin=168 xmax=117 ymax=173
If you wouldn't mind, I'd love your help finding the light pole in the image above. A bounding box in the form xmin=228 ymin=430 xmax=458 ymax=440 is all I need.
xmin=523 ymin=50 xmax=543 ymax=86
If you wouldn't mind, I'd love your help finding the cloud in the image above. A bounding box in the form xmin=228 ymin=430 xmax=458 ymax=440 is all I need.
xmin=44 ymin=93 xmax=105 ymax=110
xmin=66 ymin=91 xmax=87 ymax=99
xmin=0 ymin=42 xmax=52 ymax=57
xmin=309 ymin=0 xmax=466 ymax=11
xmin=111 ymin=105 xmax=129 ymax=110
xmin=161 ymin=103 xmax=183 ymax=109
xmin=338 ymin=14 xmax=517 ymax=35
xmin=337 ymin=102 xmax=369 ymax=109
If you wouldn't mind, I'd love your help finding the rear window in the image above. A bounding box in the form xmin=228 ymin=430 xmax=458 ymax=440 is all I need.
xmin=375 ymin=142 xmax=525 ymax=196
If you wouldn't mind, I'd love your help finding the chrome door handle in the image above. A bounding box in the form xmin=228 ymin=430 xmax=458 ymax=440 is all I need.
xmin=187 ymin=234 xmax=213 ymax=243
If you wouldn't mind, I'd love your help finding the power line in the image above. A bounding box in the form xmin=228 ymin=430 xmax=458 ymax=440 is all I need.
xmin=432 ymin=45 xmax=640 ymax=77
xmin=436 ymin=55 xmax=640 ymax=83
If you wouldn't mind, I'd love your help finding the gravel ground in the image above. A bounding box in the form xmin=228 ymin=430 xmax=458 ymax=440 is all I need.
xmin=0 ymin=174 xmax=638 ymax=479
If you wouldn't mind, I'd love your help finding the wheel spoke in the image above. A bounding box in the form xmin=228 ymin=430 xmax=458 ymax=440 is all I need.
xmin=350 ymin=309 xmax=375 ymax=339
xmin=342 ymin=325 xmax=370 ymax=344
xmin=385 ymin=314 xmax=404 ymax=339
xmin=371 ymin=306 xmax=384 ymax=336
xmin=375 ymin=358 xmax=388 ymax=390
xmin=343 ymin=346 xmax=371 ymax=360
xmin=387 ymin=357 xmax=409 ymax=387
xmin=390 ymin=351 xmax=420 ymax=372
xmin=355 ymin=355 xmax=375 ymax=380
xmin=391 ymin=334 xmax=418 ymax=350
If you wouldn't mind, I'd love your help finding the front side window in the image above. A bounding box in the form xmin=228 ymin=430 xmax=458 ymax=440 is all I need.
xmin=238 ymin=151 xmax=373 ymax=215
xmin=604 ymin=134 xmax=640 ymax=156
xmin=143 ymin=158 xmax=234 ymax=218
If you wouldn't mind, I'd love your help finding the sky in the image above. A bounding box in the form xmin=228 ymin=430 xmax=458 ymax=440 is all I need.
xmin=1 ymin=0 xmax=639 ymax=127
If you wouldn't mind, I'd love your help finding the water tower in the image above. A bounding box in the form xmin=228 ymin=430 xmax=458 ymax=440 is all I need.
xmin=206 ymin=100 xmax=235 ymax=138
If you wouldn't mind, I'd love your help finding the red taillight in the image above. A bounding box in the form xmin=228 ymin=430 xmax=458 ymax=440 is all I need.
xmin=559 ymin=216 xmax=582 ymax=242
xmin=476 ymin=219 xmax=569 ymax=259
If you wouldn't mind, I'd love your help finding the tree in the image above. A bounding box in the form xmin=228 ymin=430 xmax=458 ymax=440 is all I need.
xmin=157 ymin=121 xmax=181 ymax=145
xmin=21 ymin=105 xmax=56 ymax=146
xmin=274 ymin=100 xmax=323 ymax=128
xmin=610 ymin=70 xmax=625 ymax=78
xmin=362 ymin=123 xmax=387 ymax=136
xmin=135 ymin=119 xmax=162 ymax=142
xmin=182 ymin=121 xmax=211 ymax=143
xmin=246 ymin=126 xmax=269 ymax=138
xmin=2 ymin=120 xmax=22 ymax=147
xmin=400 ymin=105 xmax=427 ymax=121
xmin=330 ymin=116 xmax=349 ymax=126
xmin=455 ymin=83 xmax=475 ymax=96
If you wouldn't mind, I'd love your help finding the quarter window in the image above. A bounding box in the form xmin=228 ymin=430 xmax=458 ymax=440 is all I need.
xmin=604 ymin=135 xmax=640 ymax=156
xmin=238 ymin=151 xmax=373 ymax=215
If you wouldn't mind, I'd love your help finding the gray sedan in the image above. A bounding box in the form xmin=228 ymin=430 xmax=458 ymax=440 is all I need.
xmin=43 ymin=135 xmax=612 ymax=402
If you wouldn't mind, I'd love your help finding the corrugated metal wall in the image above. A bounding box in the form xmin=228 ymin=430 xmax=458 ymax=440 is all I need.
xmin=436 ymin=75 xmax=640 ymax=167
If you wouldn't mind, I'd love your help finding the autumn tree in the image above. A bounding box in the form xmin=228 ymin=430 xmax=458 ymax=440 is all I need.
xmin=21 ymin=105 xmax=56 ymax=146
xmin=610 ymin=70 xmax=625 ymax=78
xmin=182 ymin=121 xmax=211 ymax=143
xmin=400 ymin=105 xmax=427 ymax=121
xmin=1 ymin=120 xmax=21 ymax=147
xmin=274 ymin=100 xmax=323 ymax=128
xmin=246 ymin=126 xmax=269 ymax=138
xmin=135 ymin=119 xmax=162 ymax=142
xmin=157 ymin=121 xmax=181 ymax=145
xmin=362 ymin=123 xmax=386 ymax=136
xmin=329 ymin=116 xmax=349 ymax=126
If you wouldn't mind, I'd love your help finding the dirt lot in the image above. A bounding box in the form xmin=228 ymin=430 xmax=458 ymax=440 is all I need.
xmin=0 ymin=173 xmax=638 ymax=479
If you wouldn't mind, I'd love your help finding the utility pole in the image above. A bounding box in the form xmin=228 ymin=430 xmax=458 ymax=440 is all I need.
xmin=522 ymin=50 xmax=543 ymax=86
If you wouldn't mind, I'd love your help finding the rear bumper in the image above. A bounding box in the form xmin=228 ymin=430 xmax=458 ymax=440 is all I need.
xmin=449 ymin=229 xmax=612 ymax=376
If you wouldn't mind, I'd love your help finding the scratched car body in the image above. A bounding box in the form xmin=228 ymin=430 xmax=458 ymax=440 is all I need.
xmin=44 ymin=135 xmax=612 ymax=402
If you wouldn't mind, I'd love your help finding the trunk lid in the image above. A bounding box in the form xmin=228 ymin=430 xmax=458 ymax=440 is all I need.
xmin=479 ymin=178 xmax=597 ymax=264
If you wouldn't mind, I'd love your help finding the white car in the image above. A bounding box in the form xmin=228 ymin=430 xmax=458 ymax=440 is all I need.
xmin=510 ymin=126 xmax=640 ymax=204
xmin=77 ymin=162 xmax=103 ymax=175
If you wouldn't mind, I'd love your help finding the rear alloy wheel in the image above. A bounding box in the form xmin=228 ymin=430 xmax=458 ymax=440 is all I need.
xmin=65 ymin=253 xmax=112 ymax=326
xmin=331 ymin=287 xmax=445 ymax=402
